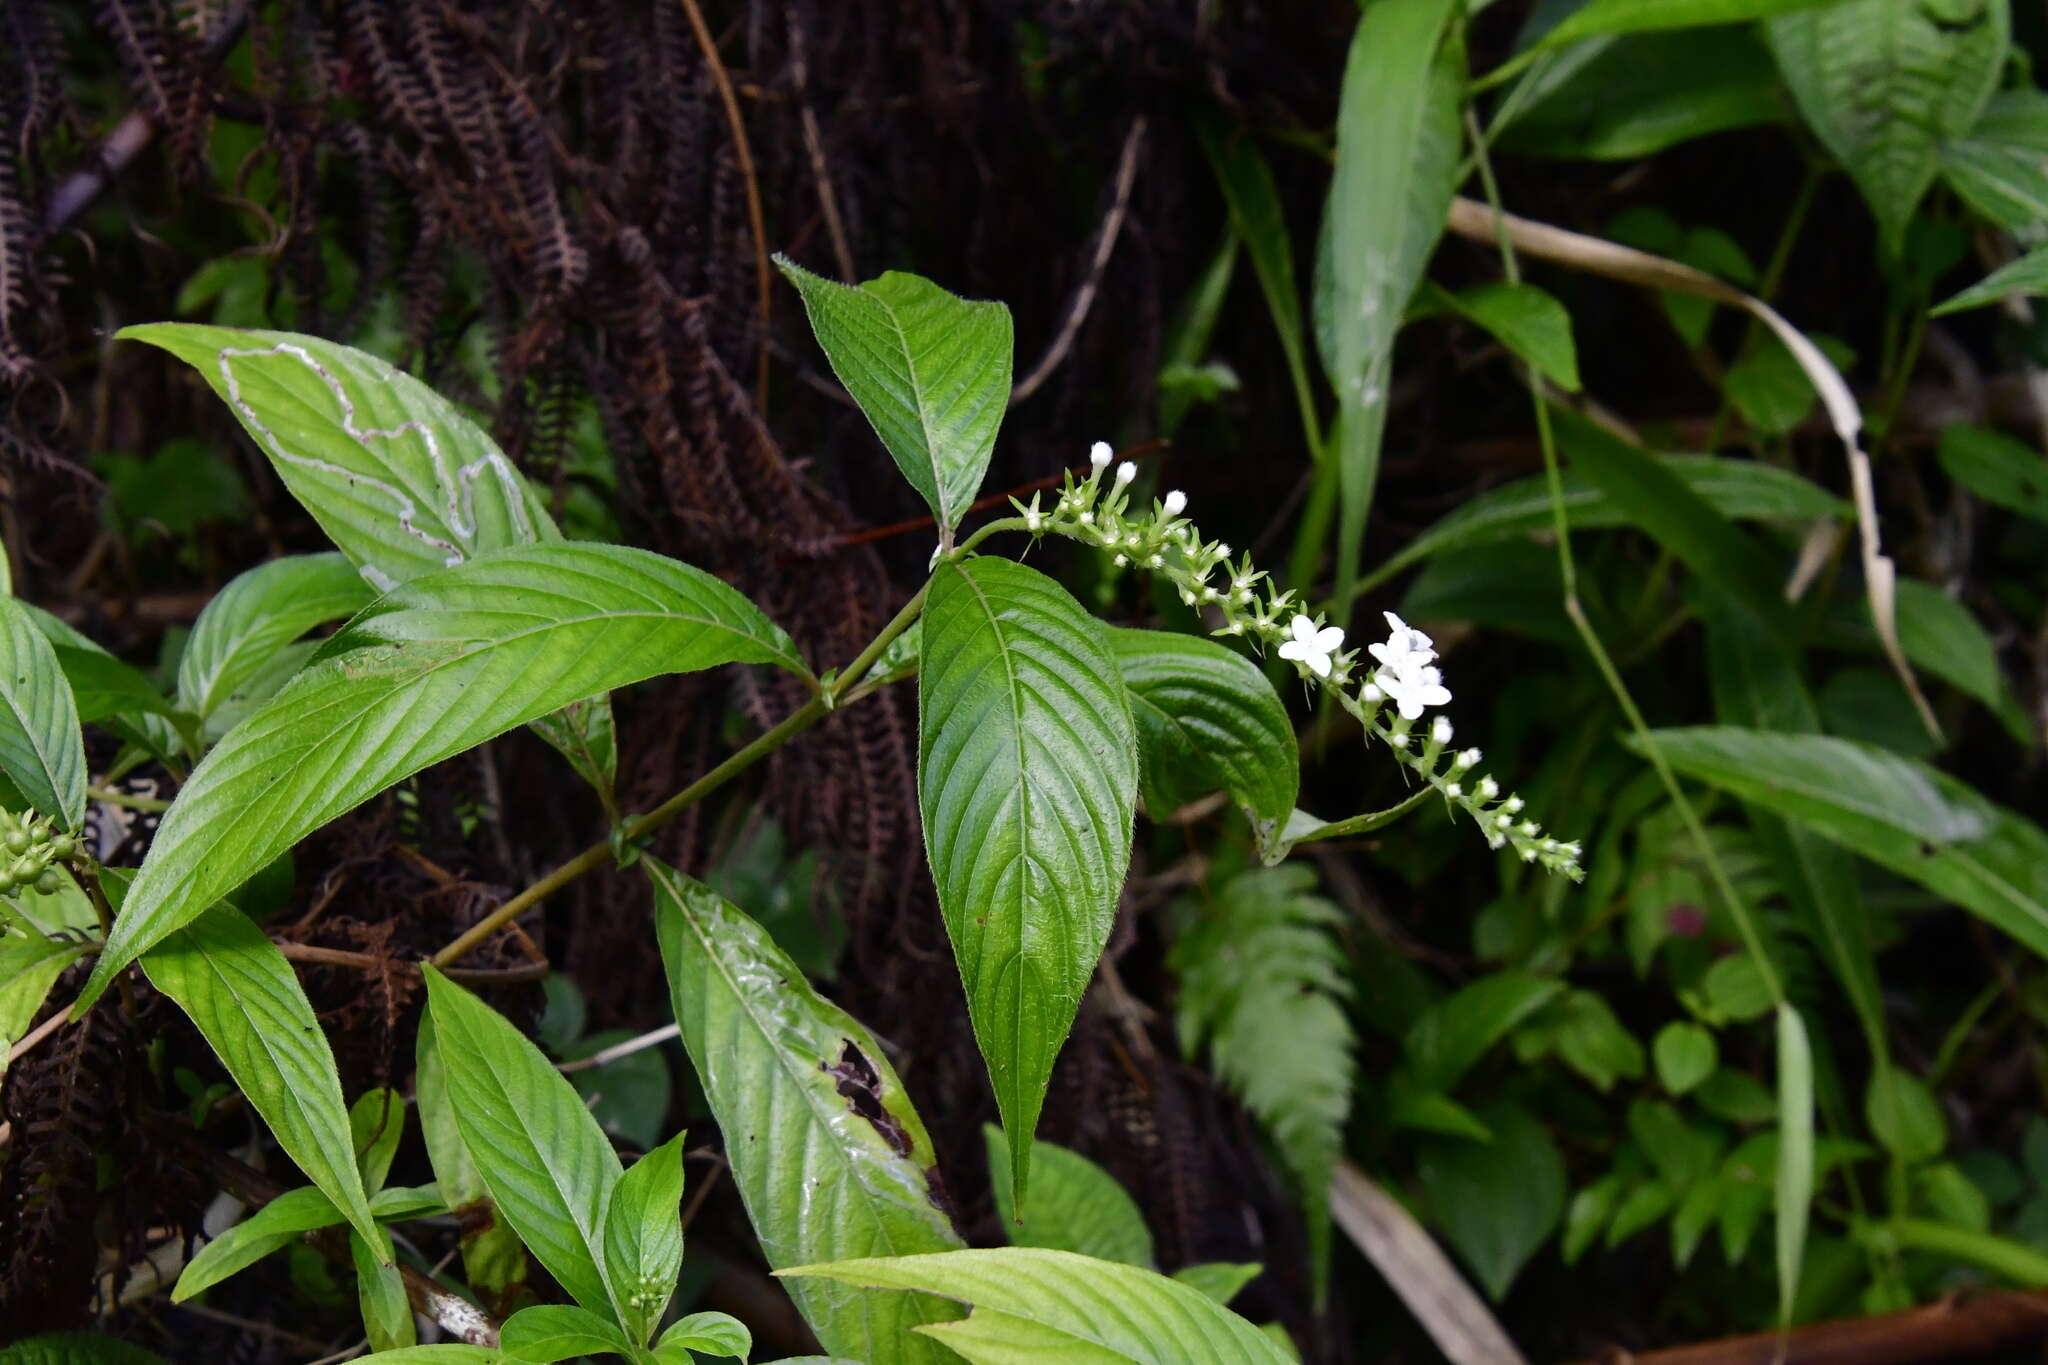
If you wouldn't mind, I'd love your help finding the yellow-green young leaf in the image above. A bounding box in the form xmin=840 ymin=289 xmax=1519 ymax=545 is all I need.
xmin=919 ymin=557 xmax=1137 ymax=1207
xmin=602 ymin=1132 xmax=687 ymax=1345
xmin=1634 ymin=727 xmax=2048 ymax=961
xmin=133 ymin=894 xmax=381 ymax=1256
xmin=984 ymin=1126 xmax=1154 ymax=1268
xmin=1315 ymin=0 xmax=1461 ymax=607
xmin=1938 ymin=426 xmax=2048 ymax=524
xmin=173 ymin=1185 xmax=345 ymax=1301
xmin=654 ymin=1312 xmax=751 ymax=1361
xmin=421 ymin=966 xmax=623 ymax=1321
xmin=498 ymin=1306 xmax=633 ymax=1363
xmin=1106 ymin=627 xmax=1296 ymax=844
xmin=1540 ymin=0 xmax=1841 ymax=45
xmin=649 ymin=863 xmax=963 ymax=1365
xmin=177 ymin=553 xmax=374 ymax=720
xmin=352 ymin=1226 xmax=415 ymax=1352
xmin=82 ymin=542 xmax=804 ymax=1007
xmin=117 ymin=325 xmax=557 ymax=589
xmin=1654 ymin=1023 xmax=1720 ymax=1096
xmin=1170 ymin=1262 xmax=1261 ymax=1306
xmin=1766 ymin=0 xmax=2010 ymax=256
xmin=1443 ymin=282 xmax=1580 ymax=390
xmin=349 ymin=1087 xmax=405 ymax=1193
xmin=1775 ymin=1005 xmax=1815 ymax=1326
xmin=783 ymin=1249 xmax=1294 ymax=1365
xmin=415 ymin=1015 xmax=528 ymax=1297
xmin=775 ymin=258 xmax=1012 ymax=536
xmin=0 ymin=595 xmax=85 ymax=831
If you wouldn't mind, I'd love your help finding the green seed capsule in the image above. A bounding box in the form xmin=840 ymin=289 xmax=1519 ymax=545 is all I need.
xmin=33 ymin=871 xmax=57 ymax=895
xmin=48 ymin=835 xmax=76 ymax=860
xmin=4 ymin=831 xmax=29 ymax=855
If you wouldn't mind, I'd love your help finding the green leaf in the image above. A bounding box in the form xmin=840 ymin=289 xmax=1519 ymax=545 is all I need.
xmin=353 ymin=1226 xmax=415 ymax=1352
xmin=528 ymin=694 xmax=618 ymax=809
xmin=1634 ymin=727 xmax=2048 ymax=960
xmin=655 ymin=1313 xmax=752 ymax=1361
xmin=117 ymin=325 xmax=556 ymax=590
xmin=1157 ymin=232 xmax=1240 ymax=438
xmin=1941 ymin=91 xmax=2048 ymax=229
xmin=1818 ymin=577 xmax=2026 ymax=743
xmin=602 ymin=1132 xmax=687 ymax=1345
xmin=178 ymin=553 xmax=375 ymax=720
xmin=174 ymin=1185 xmax=344 ymax=1301
xmin=649 ymin=862 xmax=963 ymax=1365
xmin=1359 ymin=450 xmax=1847 ymax=594
xmin=416 ymin=1016 xmax=528 ymax=1296
xmin=0 ymin=934 xmax=87 ymax=1063
xmin=1938 ymin=425 xmax=2048 ymax=523
xmin=421 ymin=965 xmax=623 ymax=1321
xmin=48 ymin=648 xmax=177 ymax=727
xmin=1405 ymin=971 xmax=1565 ymax=1093
xmin=1776 ymin=1005 xmax=1816 ymax=1325
xmin=1442 ymin=282 xmax=1581 ymax=390
xmin=0 ymin=596 xmax=86 ymax=831
xmin=1170 ymin=1263 xmax=1261 ymax=1306
xmin=1105 ymin=627 xmax=1296 ymax=842
xmin=135 ymin=895 xmax=381 ymax=1256
xmin=350 ymin=1087 xmax=406 ymax=1194
xmin=1654 ymin=1023 xmax=1720 ymax=1096
xmin=919 ymin=556 xmax=1136 ymax=1206
xmin=1497 ymin=27 xmax=1785 ymax=161
xmin=499 ymin=1305 xmax=633 ymax=1363
xmin=775 ymin=258 xmax=1012 ymax=536
xmin=1416 ymin=1103 xmax=1566 ymax=1301
xmin=1866 ymin=1065 xmax=1947 ymax=1163
xmin=83 ymin=542 xmax=803 ymax=1006
xmin=1766 ymin=0 xmax=2010 ymax=256
xmin=984 ymin=1125 xmax=1154 ymax=1268
xmin=328 ymin=1351 xmax=500 ymax=1364
xmin=1722 ymin=332 xmax=1857 ymax=438
xmin=0 ymin=1335 xmax=171 ymax=1365
xmin=371 ymin=1184 xmax=447 ymax=1219
xmin=1934 ymin=242 xmax=2048 ymax=316
xmin=781 ymin=1248 xmax=1295 ymax=1365
xmin=1316 ymin=0 xmax=1461 ymax=605
xmin=1540 ymin=0 xmax=1842 ymax=45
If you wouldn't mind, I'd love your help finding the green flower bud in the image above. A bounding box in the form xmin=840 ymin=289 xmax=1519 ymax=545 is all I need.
xmin=4 ymin=830 xmax=29 ymax=855
xmin=33 ymin=871 xmax=57 ymax=896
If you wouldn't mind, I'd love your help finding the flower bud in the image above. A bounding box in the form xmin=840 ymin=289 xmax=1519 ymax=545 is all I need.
xmin=1090 ymin=441 xmax=1113 ymax=471
xmin=1114 ymin=461 xmax=1137 ymax=486
xmin=1163 ymin=490 xmax=1187 ymax=516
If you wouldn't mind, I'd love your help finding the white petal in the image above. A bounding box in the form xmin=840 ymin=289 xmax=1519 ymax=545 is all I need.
xmin=1422 ymin=684 xmax=1452 ymax=707
xmin=1277 ymin=640 xmax=1307 ymax=662
xmin=1307 ymin=652 xmax=1333 ymax=678
xmin=1383 ymin=611 xmax=1408 ymax=634
xmin=1313 ymin=626 xmax=1346 ymax=652
xmin=1289 ymin=615 xmax=1319 ymax=644
xmin=1398 ymin=697 xmax=1423 ymax=720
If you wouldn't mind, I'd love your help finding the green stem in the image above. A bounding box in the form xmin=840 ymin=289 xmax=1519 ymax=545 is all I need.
xmin=87 ymin=784 xmax=171 ymax=813
xmin=1867 ymin=1219 xmax=2048 ymax=1287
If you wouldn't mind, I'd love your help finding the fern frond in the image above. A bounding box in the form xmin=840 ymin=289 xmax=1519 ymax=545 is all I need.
xmin=1170 ymin=865 xmax=1357 ymax=1295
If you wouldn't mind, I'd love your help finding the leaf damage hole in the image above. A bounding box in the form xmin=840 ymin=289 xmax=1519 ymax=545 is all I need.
xmin=821 ymin=1038 xmax=913 ymax=1159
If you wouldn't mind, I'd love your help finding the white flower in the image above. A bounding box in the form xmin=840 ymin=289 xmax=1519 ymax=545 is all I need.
xmin=1277 ymin=614 xmax=1345 ymax=679
xmin=1361 ymin=682 xmax=1383 ymax=703
xmin=1369 ymin=611 xmax=1436 ymax=673
xmin=1456 ymin=748 xmax=1482 ymax=771
xmin=1431 ymin=716 xmax=1453 ymax=745
xmin=1373 ymin=655 xmax=1451 ymax=721
xmin=1478 ymin=776 xmax=1499 ymax=800
xmin=1115 ymin=461 xmax=1137 ymax=486
xmin=1163 ymin=489 xmax=1187 ymax=516
xmin=1090 ymin=441 xmax=1113 ymax=471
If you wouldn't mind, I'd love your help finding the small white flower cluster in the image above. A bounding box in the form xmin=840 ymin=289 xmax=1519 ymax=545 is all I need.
xmin=1014 ymin=444 xmax=1584 ymax=880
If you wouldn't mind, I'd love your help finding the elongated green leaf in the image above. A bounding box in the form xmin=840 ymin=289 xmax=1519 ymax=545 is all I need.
xmin=782 ymin=1249 xmax=1294 ymax=1365
xmin=499 ymin=1306 xmax=632 ymax=1363
xmin=421 ymin=966 xmax=623 ymax=1320
xmin=178 ymin=553 xmax=374 ymax=719
xmin=985 ymin=1126 xmax=1154 ymax=1268
xmin=776 ymin=258 xmax=1012 ymax=536
xmin=350 ymin=1087 xmax=406 ymax=1193
xmin=1 ymin=934 xmax=86 ymax=1063
xmin=1776 ymin=1005 xmax=1815 ymax=1325
xmin=174 ymin=1185 xmax=343 ymax=1301
xmin=655 ymin=1313 xmax=752 ymax=1361
xmin=1498 ymin=27 xmax=1785 ymax=161
xmin=135 ymin=897 xmax=380 ymax=1254
xmin=118 ymin=325 xmax=555 ymax=590
xmin=920 ymin=556 xmax=1137 ymax=1205
xmin=1818 ymin=577 xmax=2026 ymax=741
xmin=650 ymin=862 xmax=962 ymax=1363
xmin=1360 ymin=451 xmax=1846 ymax=596
xmin=1635 ymin=727 xmax=2048 ymax=958
xmin=416 ymin=1015 xmax=528 ymax=1296
xmin=0 ymin=596 xmax=85 ymax=831
xmin=353 ymin=1226 xmax=415 ymax=1352
xmin=1542 ymin=0 xmax=1841 ymax=45
xmin=1938 ymin=426 xmax=2048 ymax=523
xmin=1405 ymin=971 xmax=1565 ymax=1093
xmin=1440 ymin=282 xmax=1581 ymax=390
xmin=1417 ymin=1102 xmax=1565 ymax=1301
xmin=1766 ymin=0 xmax=2010 ymax=255
xmin=1941 ymin=92 xmax=2048 ymax=229
xmin=1159 ymin=233 xmax=1240 ymax=439
xmin=20 ymin=607 xmax=183 ymax=761
xmin=602 ymin=1132 xmax=687 ymax=1345
xmin=1106 ymin=627 xmax=1295 ymax=842
xmin=1316 ymin=0 xmax=1461 ymax=607
xmin=1935 ymin=242 xmax=2048 ymax=316
xmin=84 ymin=542 xmax=802 ymax=1005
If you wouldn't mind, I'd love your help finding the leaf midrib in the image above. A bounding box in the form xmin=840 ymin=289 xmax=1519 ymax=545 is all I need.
xmin=873 ymin=293 xmax=952 ymax=526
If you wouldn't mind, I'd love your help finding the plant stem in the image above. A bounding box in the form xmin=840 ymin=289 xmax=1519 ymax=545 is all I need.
xmin=432 ymin=581 xmax=930 ymax=969
xmin=87 ymin=784 xmax=172 ymax=813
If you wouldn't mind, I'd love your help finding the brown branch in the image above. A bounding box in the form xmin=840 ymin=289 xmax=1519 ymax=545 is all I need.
xmin=680 ymin=0 xmax=774 ymax=407
xmin=1575 ymin=1289 xmax=2048 ymax=1365
xmin=273 ymin=940 xmax=548 ymax=984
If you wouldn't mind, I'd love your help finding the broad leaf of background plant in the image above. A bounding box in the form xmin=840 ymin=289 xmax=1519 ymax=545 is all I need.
xmin=1416 ymin=1101 xmax=1565 ymax=1301
xmin=602 ymin=1132 xmax=688 ymax=1345
xmin=1934 ymin=242 xmax=2048 ymax=317
xmin=1404 ymin=970 xmax=1566 ymax=1093
xmin=174 ymin=1185 xmax=346 ymax=1300
xmin=1635 ymin=727 xmax=2048 ymax=959
xmin=415 ymin=1015 xmax=528 ymax=1297
xmin=650 ymin=863 xmax=963 ymax=1364
xmin=1765 ymin=0 xmax=2009 ymax=256
xmin=984 ymin=1126 xmax=1155 ymax=1268
xmin=1106 ymin=627 xmax=1296 ymax=846
xmin=1314 ymin=0 xmax=1460 ymax=611
xmin=1940 ymin=91 xmax=2048 ymax=229
xmin=83 ymin=542 xmax=803 ymax=1006
xmin=1431 ymin=282 xmax=1581 ymax=390
xmin=1937 ymin=426 xmax=2048 ymax=523
xmin=776 ymin=257 xmax=1012 ymax=537
xmin=1 ymin=935 xmax=87 ymax=1072
xmin=0 ymin=595 xmax=85 ymax=830
xmin=129 ymin=890 xmax=381 ymax=1254
xmin=1818 ymin=577 xmax=2029 ymax=742
xmin=919 ymin=556 xmax=1136 ymax=1206
xmin=422 ymin=967 xmax=623 ymax=1320
xmin=118 ymin=325 xmax=556 ymax=589
xmin=177 ymin=553 xmax=374 ymax=720
xmin=781 ymin=1249 xmax=1294 ymax=1365
xmin=1539 ymin=0 xmax=1843 ymax=45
